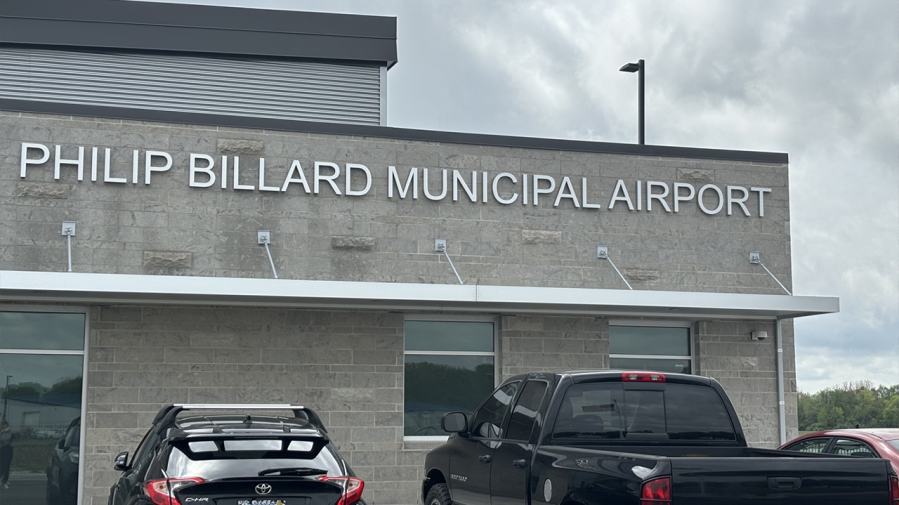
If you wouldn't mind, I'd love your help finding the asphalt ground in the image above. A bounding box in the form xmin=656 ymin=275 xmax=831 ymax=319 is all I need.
xmin=0 ymin=473 xmax=50 ymax=505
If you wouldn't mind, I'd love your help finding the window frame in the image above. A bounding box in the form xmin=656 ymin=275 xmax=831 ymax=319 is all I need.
xmin=783 ymin=437 xmax=834 ymax=453
xmin=504 ymin=379 xmax=549 ymax=443
xmin=0 ymin=304 xmax=89 ymax=505
xmin=469 ymin=380 xmax=520 ymax=440
xmin=402 ymin=314 xmax=500 ymax=442
xmin=608 ymin=319 xmax=694 ymax=374
xmin=829 ymin=437 xmax=878 ymax=458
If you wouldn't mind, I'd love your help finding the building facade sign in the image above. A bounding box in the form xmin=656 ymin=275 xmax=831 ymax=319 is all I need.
xmin=20 ymin=142 xmax=772 ymax=217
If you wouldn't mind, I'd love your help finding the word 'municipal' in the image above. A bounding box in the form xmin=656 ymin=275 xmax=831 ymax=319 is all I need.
xmin=18 ymin=143 xmax=773 ymax=217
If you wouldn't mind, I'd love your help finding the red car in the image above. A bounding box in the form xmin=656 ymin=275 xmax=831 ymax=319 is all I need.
xmin=779 ymin=429 xmax=899 ymax=472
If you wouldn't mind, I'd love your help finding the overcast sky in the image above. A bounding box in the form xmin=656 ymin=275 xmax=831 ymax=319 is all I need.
xmin=156 ymin=0 xmax=898 ymax=393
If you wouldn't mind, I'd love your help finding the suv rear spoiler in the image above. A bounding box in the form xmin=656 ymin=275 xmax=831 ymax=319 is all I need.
xmin=153 ymin=404 xmax=328 ymax=432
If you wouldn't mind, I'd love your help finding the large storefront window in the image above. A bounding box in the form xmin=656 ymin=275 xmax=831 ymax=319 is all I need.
xmin=0 ymin=308 xmax=86 ymax=505
xmin=403 ymin=319 xmax=496 ymax=439
xmin=609 ymin=323 xmax=693 ymax=374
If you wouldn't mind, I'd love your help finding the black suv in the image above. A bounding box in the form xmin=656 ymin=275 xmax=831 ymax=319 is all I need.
xmin=108 ymin=404 xmax=364 ymax=505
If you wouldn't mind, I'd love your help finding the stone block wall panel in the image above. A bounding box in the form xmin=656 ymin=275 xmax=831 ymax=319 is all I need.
xmin=1 ymin=112 xmax=791 ymax=292
xmin=697 ymin=319 xmax=797 ymax=447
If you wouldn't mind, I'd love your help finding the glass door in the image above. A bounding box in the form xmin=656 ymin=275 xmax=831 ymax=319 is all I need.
xmin=0 ymin=308 xmax=87 ymax=505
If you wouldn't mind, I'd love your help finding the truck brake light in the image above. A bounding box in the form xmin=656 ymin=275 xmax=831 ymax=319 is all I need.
xmin=623 ymin=372 xmax=666 ymax=383
xmin=640 ymin=476 xmax=671 ymax=504
xmin=889 ymin=475 xmax=899 ymax=504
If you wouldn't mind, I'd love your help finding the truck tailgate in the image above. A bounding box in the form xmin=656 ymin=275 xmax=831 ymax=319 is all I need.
xmin=671 ymin=457 xmax=891 ymax=504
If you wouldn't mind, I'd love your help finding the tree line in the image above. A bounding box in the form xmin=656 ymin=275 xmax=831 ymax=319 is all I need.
xmin=798 ymin=381 xmax=899 ymax=431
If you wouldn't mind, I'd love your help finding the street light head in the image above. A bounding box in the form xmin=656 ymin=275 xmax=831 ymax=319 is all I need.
xmin=619 ymin=62 xmax=640 ymax=73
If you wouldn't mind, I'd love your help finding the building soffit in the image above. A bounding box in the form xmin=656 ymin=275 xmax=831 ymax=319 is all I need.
xmin=0 ymin=271 xmax=838 ymax=320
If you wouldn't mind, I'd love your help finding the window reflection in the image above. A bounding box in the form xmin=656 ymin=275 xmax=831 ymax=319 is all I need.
xmin=1 ymin=311 xmax=85 ymax=505
xmin=0 ymin=312 xmax=85 ymax=351
xmin=404 ymin=355 xmax=494 ymax=437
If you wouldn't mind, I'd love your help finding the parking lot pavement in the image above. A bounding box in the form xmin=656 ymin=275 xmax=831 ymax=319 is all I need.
xmin=0 ymin=474 xmax=49 ymax=505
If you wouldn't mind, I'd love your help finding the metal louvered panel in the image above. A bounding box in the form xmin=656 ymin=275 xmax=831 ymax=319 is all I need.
xmin=0 ymin=47 xmax=383 ymax=125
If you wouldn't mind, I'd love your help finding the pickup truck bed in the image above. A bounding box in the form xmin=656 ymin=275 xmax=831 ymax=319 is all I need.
xmin=423 ymin=370 xmax=898 ymax=505
xmin=537 ymin=445 xmax=892 ymax=504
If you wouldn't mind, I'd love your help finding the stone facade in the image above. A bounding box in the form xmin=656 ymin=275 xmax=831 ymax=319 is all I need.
xmin=0 ymin=111 xmax=791 ymax=292
xmin=0 ymin=111 xmax=797 ymax=505
xmin=80 ymin=306 xmax=795 ymax=505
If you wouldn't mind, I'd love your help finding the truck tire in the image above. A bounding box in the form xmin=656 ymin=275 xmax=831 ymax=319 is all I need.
xmin=425 ymin=483 xmax=452 ymax=505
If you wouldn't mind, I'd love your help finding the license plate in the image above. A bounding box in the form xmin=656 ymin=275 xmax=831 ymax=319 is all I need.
xmin=236 ymin=500 xmax=289 ymax=505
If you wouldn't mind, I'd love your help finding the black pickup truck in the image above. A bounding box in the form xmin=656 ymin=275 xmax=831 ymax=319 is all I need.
xmin=422 ymin=370 xmax=899 ymax=505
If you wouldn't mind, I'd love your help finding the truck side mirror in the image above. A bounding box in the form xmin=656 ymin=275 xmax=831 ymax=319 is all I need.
xmin=113 ymin=451 xmax=130 ymax=471
xmin=441 ymin=412 xmax=468 ymax=434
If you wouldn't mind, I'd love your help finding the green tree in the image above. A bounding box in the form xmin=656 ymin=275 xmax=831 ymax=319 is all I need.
xmin=2 ymin=382 xmax=46 ymax=399
xmin=878 ymin=395 xmax=899 ymax=427
xmin=797 ymin=392 xmax=819 ymax=430
xmin=818 ymin=404 xmax=845 ymax=429
xmin=46 ymin=376 xmax=83 ymax=396
xmin=798 ymin=381 xmax=899 ymax=430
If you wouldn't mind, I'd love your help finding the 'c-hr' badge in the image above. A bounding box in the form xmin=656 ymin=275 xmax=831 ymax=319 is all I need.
xmin=256 ymin=483 xmax=272 ymax=495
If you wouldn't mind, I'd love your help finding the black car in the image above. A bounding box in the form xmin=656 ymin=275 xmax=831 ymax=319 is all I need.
xmin=47 ymin=417 xmax=81 ymax=505
xmin=108 ymin=404 xmax=364 ymax=505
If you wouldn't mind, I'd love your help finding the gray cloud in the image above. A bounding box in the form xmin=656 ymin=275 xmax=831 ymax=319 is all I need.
xmin=143 ymin=0 xmax=898 ymax=392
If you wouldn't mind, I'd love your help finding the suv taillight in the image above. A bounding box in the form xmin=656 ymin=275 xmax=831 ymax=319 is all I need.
xmin=640 ymin=477 xmax=671 ymax=505
xmin=623 ymin=372 xmax=666 ymax=383
xmin=890 ymin=475 xmax=899 ymax=504
xmin=318 ymin=476 xmax=365 ymax=505
xmin=145 ymin=477 xmax=204 ymax=505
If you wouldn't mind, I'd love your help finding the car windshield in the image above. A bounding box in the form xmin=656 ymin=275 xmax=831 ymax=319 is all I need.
xmin=888 ymin=440 xmax=899 ymax=451
xmin=166 ymin=444 xmax=343 ymax=480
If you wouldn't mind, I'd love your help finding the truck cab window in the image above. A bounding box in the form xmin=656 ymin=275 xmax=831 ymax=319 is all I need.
xmin=470 ymin=382 xmax=519 ymax=439
xmin=553 ymin=383 xmax=736 ymax=441
xmin=506 ymin=381 xmax=548 ymax=441
xmin=665 ymin=385 xmax=736 ymax=440
xmin=624 ymin=391 xmax=665 ymax=434
xmin=553 ymin=384 xmax=625 ymax=439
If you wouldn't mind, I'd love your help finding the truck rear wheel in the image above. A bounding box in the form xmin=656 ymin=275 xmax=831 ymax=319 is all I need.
xmin=425 ymin=483 xmax=452 ymax=505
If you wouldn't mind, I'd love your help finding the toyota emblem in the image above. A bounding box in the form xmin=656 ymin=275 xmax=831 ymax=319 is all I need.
xmin=256 ymin=483 xmax=272 ymax=495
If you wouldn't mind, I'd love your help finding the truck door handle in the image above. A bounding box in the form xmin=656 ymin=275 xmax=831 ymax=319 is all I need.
xmin=478 ymin=455 xmax=492 ymax=463
xmin=512 ymin=459 xmax=527 ymax=468
xmin=767 ymin=477 xmax=802 ymax=490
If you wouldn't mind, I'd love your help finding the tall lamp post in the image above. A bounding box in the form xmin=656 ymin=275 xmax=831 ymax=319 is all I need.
xmin=2 ymin=375 xmax=11 ymax=421
xmin=619 ymin=59 xmax=645 ymax=145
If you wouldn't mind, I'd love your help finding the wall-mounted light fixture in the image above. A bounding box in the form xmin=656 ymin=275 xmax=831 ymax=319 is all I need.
xmin=257 ymin=230 xmax=278 ymax=279
xmin=749 ymin=251 xmax=791 ymax=295
xmin=61 ymin=221 xmax=76 ymax=272
xmin=435 ymin=239 xmax=464 ymax=285
xmin=597 ymin=246 xmax=632 ymax=290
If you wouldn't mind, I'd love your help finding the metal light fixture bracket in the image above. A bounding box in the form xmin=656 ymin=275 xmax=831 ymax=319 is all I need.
xmin=435 ymin=239 xmax=463 ymax=285
xmin=61 ymin=221 xmax=76 ymax=272
xmin=749 ymin=251 xmax=790 ymax=295
xmin=257 ymin=230 xmax=278 ymax=279
xmin=597 ymin=246 xmax=632 ymax=290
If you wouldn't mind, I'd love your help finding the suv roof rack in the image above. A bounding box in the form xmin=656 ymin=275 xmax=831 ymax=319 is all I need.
xmin=152 ymin=404 xmax=327 ymax=432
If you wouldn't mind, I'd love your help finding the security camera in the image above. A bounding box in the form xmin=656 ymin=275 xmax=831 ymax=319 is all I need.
xmin=751 ymin=331 xmax=768 ymax=341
